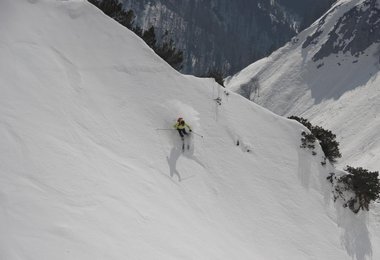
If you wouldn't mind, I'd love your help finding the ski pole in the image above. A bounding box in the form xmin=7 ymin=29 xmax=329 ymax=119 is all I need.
xmin=156 ymin=128 xmax=177 ymax=131
xmin=191 ymin=131 xmax=204 ymax=138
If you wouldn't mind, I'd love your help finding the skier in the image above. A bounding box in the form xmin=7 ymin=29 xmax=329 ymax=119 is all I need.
xmin=173 ymin=117 xmax=192 ymax=140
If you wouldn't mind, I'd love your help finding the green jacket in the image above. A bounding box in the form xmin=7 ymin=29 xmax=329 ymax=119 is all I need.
xmin=173 ymin=122 xmax=191 ymax=130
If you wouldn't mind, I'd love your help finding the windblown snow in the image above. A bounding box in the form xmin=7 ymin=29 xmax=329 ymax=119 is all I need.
xmin=1 ymin=0 xmax=379 ymax=259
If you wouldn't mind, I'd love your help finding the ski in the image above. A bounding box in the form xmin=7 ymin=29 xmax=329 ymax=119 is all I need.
xmin=181 ymin=139 xmax=190 ymax=152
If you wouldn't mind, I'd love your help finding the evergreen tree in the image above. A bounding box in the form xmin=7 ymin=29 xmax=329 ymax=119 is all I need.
xmin=300 ymin=131 xmax=316 ymax=149
xmin=338 ymin=166 xmax=380 ymax=213
xmin=142 ymin=26 xmax=157 ymax=48
xmin=311 ymin=126 xmax=341 ymax=163
xmin=204 ymin=68 xmax=225 ymax=87
xmin=121 ymin=9 xmax=136 ymax=29
xmin=288 ymin=116 xmax=341 ymax=163
xmin=89 ymin=0 xmax=183 ymax=71
xmin=132 ymin=26 xmax=143 ymax=38
xmin=154 ymin=39 xmax=184 ymax=71
xmin=288 ymin=116 xmax=312 ymax=131
xmin=89 ymin=0 xmax=134 ymax=28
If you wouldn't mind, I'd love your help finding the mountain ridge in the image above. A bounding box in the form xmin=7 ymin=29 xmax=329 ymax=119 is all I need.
xmin=226 ymin=0 xmax=380 ymax=171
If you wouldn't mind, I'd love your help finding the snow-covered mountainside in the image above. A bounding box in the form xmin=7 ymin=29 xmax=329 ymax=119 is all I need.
xmin=1 ymin=0 xmax=379 ymax=259
xmin=226 ymin=0 xmax=380 ymax=172
xmin=123 ymin=0 xmax=335 ymax=75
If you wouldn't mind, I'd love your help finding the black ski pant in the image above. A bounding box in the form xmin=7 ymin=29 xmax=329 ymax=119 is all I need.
xmin=177 ymin=129 xmax=188 ymax=138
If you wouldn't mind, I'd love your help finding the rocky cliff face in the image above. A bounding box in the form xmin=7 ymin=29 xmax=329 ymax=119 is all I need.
xmin=305 ymin=0 xmax=380 ymax=61
xmin=123 ymin=0 xmax=335 ymax=75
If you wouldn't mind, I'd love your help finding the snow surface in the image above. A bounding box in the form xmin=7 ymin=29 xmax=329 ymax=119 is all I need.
xmin=226 ymin=0 xmax=380 ymax=172
xmin=1 ymin=0 xmax=380 ymax=259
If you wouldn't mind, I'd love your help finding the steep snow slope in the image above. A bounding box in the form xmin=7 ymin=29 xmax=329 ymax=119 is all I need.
xmin=1 ymin=0 xmax=380 ymax=259
xmin=226 ymin=0 xmax=380 ymax=171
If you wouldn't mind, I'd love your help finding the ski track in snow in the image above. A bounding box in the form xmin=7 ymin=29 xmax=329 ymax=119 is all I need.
xmin=50 ymin=46 xmax=82 ymax=92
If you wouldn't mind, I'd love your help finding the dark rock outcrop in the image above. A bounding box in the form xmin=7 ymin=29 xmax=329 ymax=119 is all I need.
xmin=308 ymin=0 xmax=380 ymax=61
xmin=123 ymin=0 xmax=335 ymax=75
